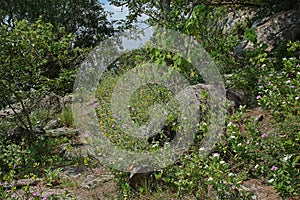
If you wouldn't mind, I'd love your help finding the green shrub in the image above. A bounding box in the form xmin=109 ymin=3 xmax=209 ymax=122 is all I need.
xmin=257 ymin=41 xmax=300 ymax=119
xmin=59 ymin=107 xmax=74 ymax=127
xmin=0 ymin=18 xmax=83 ymax=142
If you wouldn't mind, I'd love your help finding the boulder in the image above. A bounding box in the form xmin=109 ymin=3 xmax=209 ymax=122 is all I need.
xmin=39 ymin=92 xmax=61 ymax=112
xmin=44 ymin=119 xmax=64 ymax=130
xmin=61 ymin=94 xmax=74 ymax=108
xmin=0 ymin=93 xmax=61 ymax=119
xmin=146 ymin=84 xmax=243 ymax=146
xmin=128 ymin=164 xmax=155 ymax=189
xmin=182 ymin=84 xmax=244 ymax=113
xmin=3 ymin=126 xmax=28 ymax=144
xmin=57 ymin=143 xmax=85 ymax=158
xmin=62 ymin=94 xmax=84 ymax=108
xmin=234 ymin=10 xmax=300 ymax=57
xmin=2 ymin=126 xmax=45 ymax=144
xmin=45 ymin=127 xmax=79 ymax=138
xmin=33 ymin=125 xmax=46 ymax=134
xmin=0 ymin=102 xmax=23 ymax=119
xmin=219 ymin=8 xmax=257 ymax=35
xmin=226 ymin=89 xmax=245 ymax=110
xmin=129 ymin=84 xmax=244 ymax=188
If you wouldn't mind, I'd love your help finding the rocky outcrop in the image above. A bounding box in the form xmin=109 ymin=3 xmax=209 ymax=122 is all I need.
xmin=0 ymin=107 xmax=22 ymax=118
xmin=2 ymin=126 xmax=28 ymax=144
xmin=184 ymin=84 xmax=245 ymax=113
xmin=0 ymin=93 xmax=62 ymax=119
xmin=36 ymin=92 xmax=61 ymax=113
xmin=0 ymin=92 xmax=78 ymax=143
xmin=45 ymin=127 xmax=79 ymax=138
xmin=128 ymin=164 xmax=154 ymax=188
xmin=226 ymin=88 xmax=245 ymax=109
xmin=234 ymin=10 xmax=300 ymax=57
xmin=44 ymin=119 xmax=64 ymax=130
xmin=129 ymin=84 xmax=244 ymax=187
xmin=219 ymin=8 xmax=257 ymax=36
xmin=2 ymin=125 xmax=45 ymax=144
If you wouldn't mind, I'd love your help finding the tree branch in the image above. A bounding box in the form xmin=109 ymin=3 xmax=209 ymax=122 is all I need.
xmin=194 ymin=0 xmax=261 ymax=7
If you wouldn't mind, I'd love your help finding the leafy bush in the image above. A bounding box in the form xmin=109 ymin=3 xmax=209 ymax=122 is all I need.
xmin=59 ymin=107 xmax=74 ymax=127
xmin=95 ymin=24 xmax=299 ymax=198
xmin=167 ymin=5 xmax=240 ymax=75
xmin=257 ymin=41 xmax=300 ymax=119
xmin=0 ymin=18 xmax=84 ymax=140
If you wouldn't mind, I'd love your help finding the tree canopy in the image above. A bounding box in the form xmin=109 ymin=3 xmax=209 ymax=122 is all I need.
xmin=0 ymin=0 xmax=115 ymax=48
xmin=109 ymin=0 xmax=298 ymax=27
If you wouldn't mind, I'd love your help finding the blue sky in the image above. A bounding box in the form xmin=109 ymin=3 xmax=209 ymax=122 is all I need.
xmin=98 ymin=0 xmax=151 ymax=49
xmin=99 ymin=0 xmax=148 ymax=26
xmin=99 ymin=0 xmax=129 ymax=21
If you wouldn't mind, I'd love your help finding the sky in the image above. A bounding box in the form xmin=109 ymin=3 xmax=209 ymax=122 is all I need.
xmin=99 ymin=0 xmax=152 ymax=50
xmin=99 ymin=0 xmax=129 ymax=21
xmin=99 ymin=0 xmax=148 ymax=27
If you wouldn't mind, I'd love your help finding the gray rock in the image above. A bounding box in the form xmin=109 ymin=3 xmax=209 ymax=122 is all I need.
xmin=0 ymin=101 xmax=25 ymax=119
xmin=36 ymin=92 xmax=61 ymax=114
xmin=0 ymin=107 xmax=22 ymax=118
xmin=235 ymin=10 xmax=300 ymax=57
xmin=226 ymin=89 xmax=245 ymax=109
xmin=254 ymin=10 xmax=300 ymax=50
xmin=234 ymin=39 xmax=254 ymax=58
xmin=62 ymin=94 xmax=84 ymax=108
xmin=3 ymin=126 xmax=28 ymax=144
xmin=219 ymin=8 xmax=257 ymax=35
xmin=57 ymin=142 xmax=85 ymax=158
xmin=44 ymin=119 xmax=63 ymax=130
xmin=60 ymin=166 xmax=114 ymax=189
xmin=45 ymin=127 xmax=79 ymax=138
xmin=3 ymin=126 xmax=46 ymax=144
xmin=0 ymin=178 xmax=42 ymax=189
xmin=183 ymin=84 xmax=242 ymax=114
xmin=81 ymin=174 xmax=114 ymax=189
xmin=128 ymin=164 xmax=155 ymax=189
xmin=62 ymin=94 xmax=74 ymax=108
xmin=33 ymin=125 xmax=46 ymax=134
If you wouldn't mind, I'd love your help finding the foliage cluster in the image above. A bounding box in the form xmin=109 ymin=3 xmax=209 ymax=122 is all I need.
xmin=97 ymin=36 xmax=299 ymax=200
xmin=0 ymin=19 xmax=83 ymax=141
xmin=0 ymin=15 xmax=87 ymax=200
xmin=0 ymin=0 xmax=114 ymax=48
xmin=0 ymin=131 xmax=78 ymax=199
xmin=102 ymin=2 xmax=299 ymax=199
xmin=0 ymin=0 xmax=299 ymax=199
